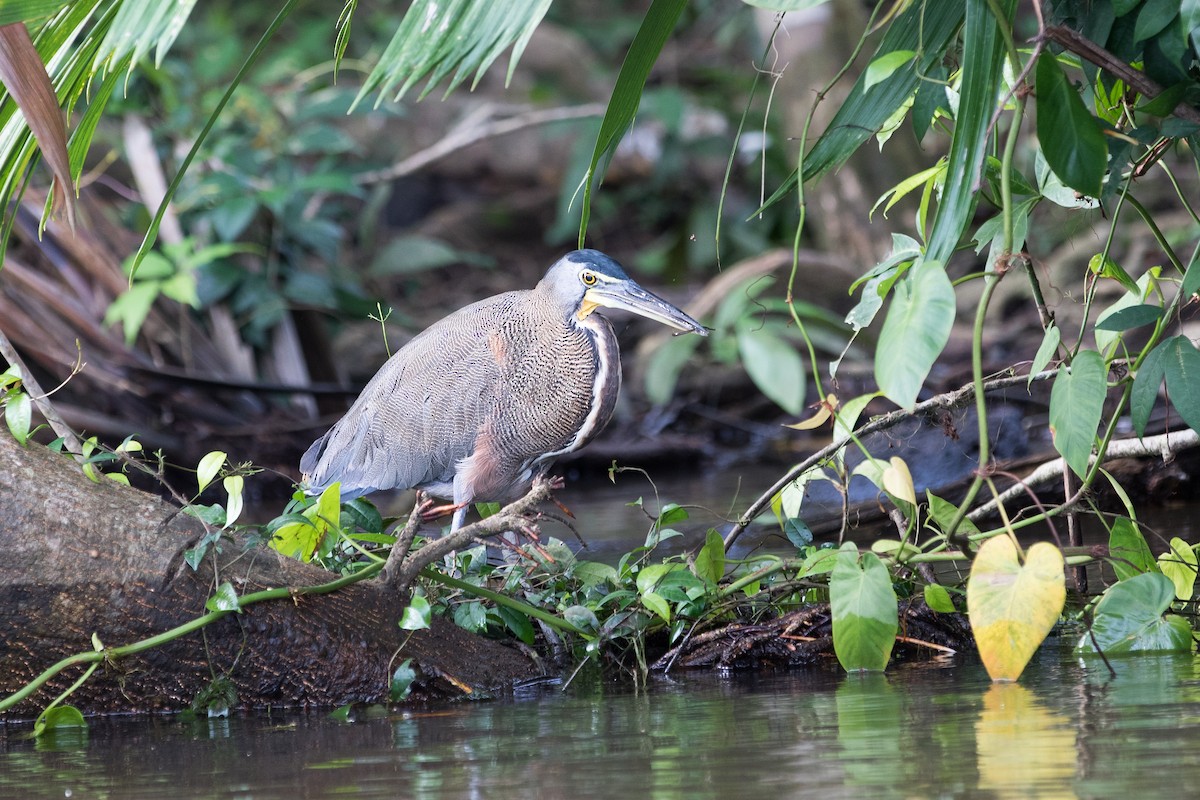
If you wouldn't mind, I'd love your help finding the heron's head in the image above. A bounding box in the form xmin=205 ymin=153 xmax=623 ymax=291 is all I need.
xmin=540 ymin=249 xmax=708 ymax=336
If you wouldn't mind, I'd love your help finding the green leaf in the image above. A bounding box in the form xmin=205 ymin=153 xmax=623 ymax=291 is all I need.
xmin=641 ymin=590 xmax=672 ymax=623
xmin=693 ymin=529 xmax=725 ymax=584
xmin=1029 ymin=324 xmax=1061 ymax=386
xmin=737 ymin=327 xmax=807 ymax=415
xmin=572 ymin=561 xmax=618 ymax=589
xmin=1108 ymin=516 xmax=1158 ymax=580
xmin=784 ymin=517 xmax=814 ymax=547
xmin=636 ymin=563 xmax=674 ymax=595
xmin=643 ymin=333 xmax=701 ymax=406
xmin=563 ymin=604 xmax=600 ymax=633
xmin=0 ymin=1 xmax=72 ymax=25
xmin=830 ymin=543 xmax=898 ymax=672
xmin=498 ymin=606 xmax=535 ymax=645
xmin=875 ymin=259 xmax=956 ymax=409
xmin=33 ymin=705 xmax=86 ymax=738
xmin=390 ymin=658 xmax=417 ymax=702
xmin=1035 ymin=53 xmax=1108 ymax=197
xmin=658 ymin=503 xmax=689 ymax=526
xmin=205 ymin=581 xmax=240 ymax=613
xmin=924 ymin=583 xmax=957 ymax=613
xmin=1133 ymin=0 xmax=1179 ymax=43
xmin=1158 ymin=537 xmax=1198 ymax=601
xmin=1094 ymin=303 xmax=1163 ymax=331
xmin=222 ymin=475 xmax=244 ymax=528
xmin=103 ymin=281 xmax=161 ymax=345
xmin=1132 ymin=338 xmax=1168 ymax=437
xmin=1162 ymin=335 xmax=1200 ymax=432
xmin=927 ymin=491 xmax=981 ymax=537
xmin=925 ymin=0 xmax=1014 ymax=264
xmin=761 ymin=0 xmax=966 ymax=207
xmin=1048 ymin=350 xmax=1107 ymax=479
xmin=864 ymin=50 xmax=916 ymax=91
xmin=399 ymin=593 xmax=432 ymax=631
xmin=3 ymin=389 xmax=31 ymax=445
xmin=354 ymin=0 xmax=552 ymax=106
xmin=196 ymin=451 xmax=227 ymax=495
xmin=577 ymin=0 xmax=686 ymax=244
xmin=1078 ymin=573 xmax=1194 ymax=654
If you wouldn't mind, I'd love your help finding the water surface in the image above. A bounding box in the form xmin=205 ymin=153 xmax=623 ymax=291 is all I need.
xmin=4 ymin=642 xmax=1200 ymax=799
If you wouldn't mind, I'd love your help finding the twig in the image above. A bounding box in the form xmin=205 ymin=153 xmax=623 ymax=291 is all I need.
xmin=0 ymin=329 xmax=83 ymax=455
xmin=724 ymin=369 xmax=1059 ymax=547
xmin=385 ymin=476 xmax=560 ymax=593
xmin=969 ymin=428 xmax=1200 ymax=521
xmin=1043 ymin=25 xmax=1200 ymax=125
xmin=354 ymin=103 xmax=605 ymax=186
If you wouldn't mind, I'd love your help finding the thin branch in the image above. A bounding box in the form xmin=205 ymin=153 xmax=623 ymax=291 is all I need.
xmin=0 ymin=329 xmax=82 ymax=454
xmin=1043 ymin=25 xmax=1200 ymax=125
xmin=355 ymin=103 xmax=605 ymax=186
xmin=724 ymin=369 xmax=1060 ymax=547
xmin=969 ymin=427 xmax=1200 ymax=521
xmin=385 ymin=476 xmax=559 ymax=593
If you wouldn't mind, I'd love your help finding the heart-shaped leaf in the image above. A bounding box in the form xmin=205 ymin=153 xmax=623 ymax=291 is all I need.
xmin=830 ymin=543 xmax=898 ymax=672
xmin=967 ymin=537 xmax=1066 ymax=681
xmin=1108 ymin=516 xmax=1157 ymax=580
xmin=1158 ymin=537 xmax=1198 ymax=601
xmin=1077 ymin=572 xmax=1194 ymax=654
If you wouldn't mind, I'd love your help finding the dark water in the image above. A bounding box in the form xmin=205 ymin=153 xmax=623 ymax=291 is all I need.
xmin=4 ymin=643 xmax=1200 ymax=799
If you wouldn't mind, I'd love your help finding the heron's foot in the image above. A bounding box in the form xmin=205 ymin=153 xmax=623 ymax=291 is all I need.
xmin=419 ymin=499 xmax=468 ymax=525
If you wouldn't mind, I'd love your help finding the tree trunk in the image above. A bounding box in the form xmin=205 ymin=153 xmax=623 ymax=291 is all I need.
xmin=0 ymin=435 xmax=538 ymax=718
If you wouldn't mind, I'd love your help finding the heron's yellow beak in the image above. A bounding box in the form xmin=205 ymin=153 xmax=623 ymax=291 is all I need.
xmin=581 ymin=282 xmax=707 ymax=335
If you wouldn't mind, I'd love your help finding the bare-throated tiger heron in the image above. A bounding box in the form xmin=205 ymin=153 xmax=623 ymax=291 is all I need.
xmin=301 ymin=250 xmax=707 ymax=530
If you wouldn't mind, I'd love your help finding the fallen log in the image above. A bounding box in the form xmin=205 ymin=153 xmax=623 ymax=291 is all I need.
xmin=0 ymin=434 xmax=539 ymax=719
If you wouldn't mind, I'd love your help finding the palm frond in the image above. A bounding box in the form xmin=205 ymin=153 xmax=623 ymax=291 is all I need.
xmin=352 ymin=0 xmax=552 ymax=108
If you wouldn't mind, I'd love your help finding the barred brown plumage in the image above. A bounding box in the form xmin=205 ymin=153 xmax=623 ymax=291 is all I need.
xmin=301 ymin=250 xmax=707 ymax=530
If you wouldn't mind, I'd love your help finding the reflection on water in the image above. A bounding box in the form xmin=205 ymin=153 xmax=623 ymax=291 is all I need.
xmin=4 ymin=643 xmax=1200 ymax=799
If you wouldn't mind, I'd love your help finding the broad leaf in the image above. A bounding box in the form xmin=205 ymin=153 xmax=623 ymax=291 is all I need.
xmin=1029 ymin=324 xmax=1060 ymax=386
xmin=967 ymin=537 xmax=1066 ymax=682
xmin=693 ymin=528 xmax=725 ymax=585
xmin=1108 ymin=516 xmax=1157 ymax=580
xmin=1162 ymin=335 xmax=1200 ymax=432
xmin=1035 ymin=53 xmax=1108 ymax=197
xmin=875 ymin=259 xmax=956 ymax=409
xmin=33 ymin=705 xmax=86 ymax=738
xmin=1158 ymin=537 xmax=1198 ymax=601
xmin=3 ymin=389 xmax=30 ymax=445
xmin=1078 ymin=573 xmax=1194 ymax=654
xmin=205 ymin=581 xmax=240 ymax=613
xmin=399 ymin=594 xmax=431 ymax=631
xmin=830 ymin=543 xmax=898 ymax=672
xmin=1131 ymin=339 xmax=1168 ymax=437
xmin=1048 ymin=349 xmax=1107 ymax=479
xmin=924 ymin=583 xmax=957 ymax=613
xmin=196 ymin=451 xmax=227 ymax=495
xmin=738 ymin=327 xmax=807 ymax=416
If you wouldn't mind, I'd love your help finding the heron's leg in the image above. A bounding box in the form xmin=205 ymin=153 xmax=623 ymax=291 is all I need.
xmin=450 ymin=504 xmax=468 ymax=532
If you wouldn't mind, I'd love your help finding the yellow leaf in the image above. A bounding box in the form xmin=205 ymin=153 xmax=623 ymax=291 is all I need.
xmin=967 ymin=537 xmax=1065 ymax=682
xmin=1158 ymin=537 xmax=1198 ymax=601
xmin=976 ymin=684 xmax=1074 ymax=795
xmin=882 ymin=456 xmax=916 ymax=507
xmin=785 ymin=393 xmax=839 ymax=430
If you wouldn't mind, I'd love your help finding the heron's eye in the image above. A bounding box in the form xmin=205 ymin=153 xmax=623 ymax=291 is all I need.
xmin=581 ymin=270 xmax=598 ymax=286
